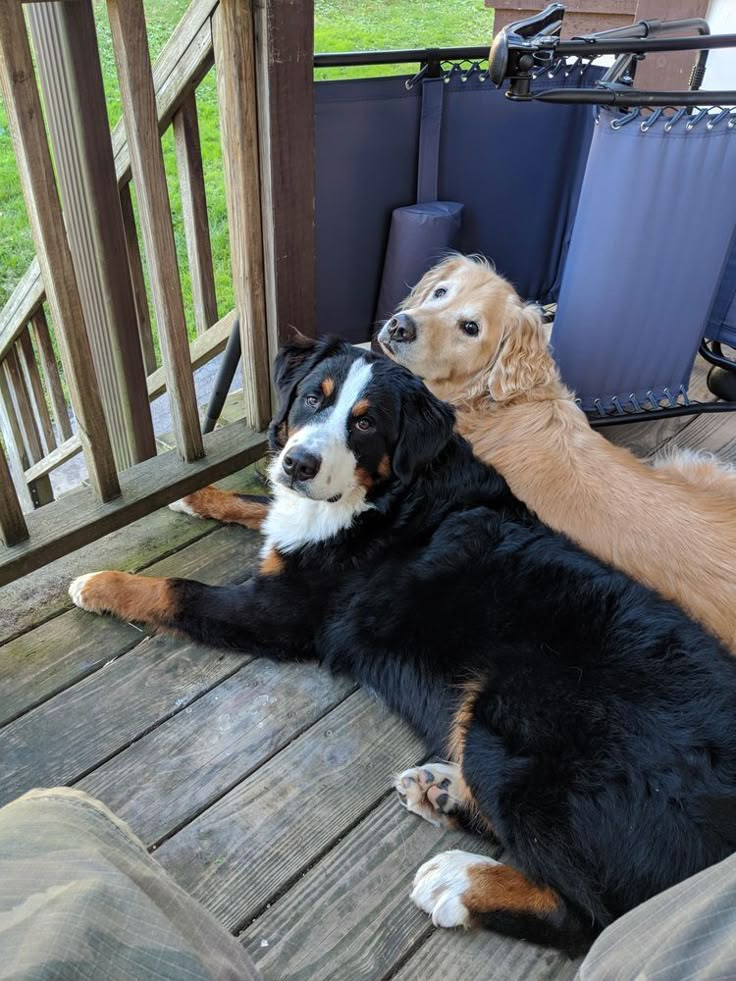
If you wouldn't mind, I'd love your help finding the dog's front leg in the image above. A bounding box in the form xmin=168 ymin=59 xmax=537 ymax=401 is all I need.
xmin=68 ymin=569 xmax=317 ymax=656
xmin=169 ymin=487 xmax=270 ymax=531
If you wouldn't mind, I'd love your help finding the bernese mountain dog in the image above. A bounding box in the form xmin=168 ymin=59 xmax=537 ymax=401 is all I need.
xmin=70 ymin=337 xmax=736 ymax=954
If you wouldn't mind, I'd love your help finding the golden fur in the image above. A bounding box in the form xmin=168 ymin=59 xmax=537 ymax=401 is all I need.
xmin=381 ymin=255 xmax=736 ymax=651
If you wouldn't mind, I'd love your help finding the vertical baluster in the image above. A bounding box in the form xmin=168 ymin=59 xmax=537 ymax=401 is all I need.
xmin=0 ymin=445 xmax=28 ymax=547
xmin=18 ymin=330 xmax=56 ymax=454
xmin=28 ymin=0 xmax=157 ymax=471
xmin=174 ymin=90 xmax=219 ymax=335
xmin=106 ymin=0 xmax=204 ymax=462
xmin=213 ymin=0 xmax=271 ymax=430
xmin=31 ymin=308 xmax=73 ymax=442
xmin=119 ymin=184 xmax=157 ymax=377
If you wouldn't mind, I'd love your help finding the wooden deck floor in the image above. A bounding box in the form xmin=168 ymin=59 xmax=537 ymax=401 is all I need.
xmin=1 ymin=362 xmax=735 ymax=981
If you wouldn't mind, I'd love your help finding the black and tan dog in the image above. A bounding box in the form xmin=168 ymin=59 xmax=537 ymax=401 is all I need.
xmin=70 ymin=338 xmax=736 ymax=953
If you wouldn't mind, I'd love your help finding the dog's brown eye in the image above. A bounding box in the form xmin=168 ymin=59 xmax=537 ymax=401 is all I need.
xmin=304 ymin=394 xmax=321 ymax=409
xmin=355 ymin=417 xmax=374 ymax=433
xmin=433 ymin=287 xmax=447 ymax=299
xmin=462 ymin=321 xmax=479 ymax=337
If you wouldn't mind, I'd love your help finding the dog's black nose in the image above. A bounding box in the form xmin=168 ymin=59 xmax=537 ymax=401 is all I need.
xmin=387 ymin=313 xmax=416 ymax=343
xmin=283 ymin=448 xmax=321 ymax=482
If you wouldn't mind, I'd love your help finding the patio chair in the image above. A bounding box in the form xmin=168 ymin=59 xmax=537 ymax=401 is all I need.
xmin=490 ymin=3 xmax=736 ymax=425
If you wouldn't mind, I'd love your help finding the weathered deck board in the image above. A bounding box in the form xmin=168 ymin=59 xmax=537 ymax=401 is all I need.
xmin=78 ymin=660 xmax=354 ymax=847
xmin=0 ymin=463 xmax=267 ymax=643
xmin=155 ymin=692 xmax=424 ymax=931
xmin=240 ymin=795 xmax=498 ymax=981
xmin=0 ymin=524 xmax=259 ymax=727
xmin=0 ymin=632 xmax=244 ymax=808
xmin=392 ymin=929 xmax=582 ymax=981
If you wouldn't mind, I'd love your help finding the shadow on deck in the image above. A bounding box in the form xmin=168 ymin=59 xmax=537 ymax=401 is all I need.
xmin=1 ymin=361 xmax=734 ymax=981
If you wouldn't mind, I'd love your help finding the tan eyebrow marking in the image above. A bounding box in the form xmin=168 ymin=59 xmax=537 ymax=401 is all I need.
xmin=352 ymin=398 xmax=370 ymax=417
xmin=321 ymin=377 xmax=335 ymax=397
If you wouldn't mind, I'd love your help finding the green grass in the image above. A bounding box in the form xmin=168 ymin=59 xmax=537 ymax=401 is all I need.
xmin=0 ymin=0 xmax=492 ymax=336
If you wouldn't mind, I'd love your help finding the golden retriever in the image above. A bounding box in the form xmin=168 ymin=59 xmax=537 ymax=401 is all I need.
xmin=376 ymin=255 xmax=736 ymax=650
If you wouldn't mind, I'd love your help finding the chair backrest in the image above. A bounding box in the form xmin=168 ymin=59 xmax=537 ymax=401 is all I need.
xmin=551 ymin=108 xmax=736 ymax=411
xmin=314 ymin=64 xmax=602 ymax=341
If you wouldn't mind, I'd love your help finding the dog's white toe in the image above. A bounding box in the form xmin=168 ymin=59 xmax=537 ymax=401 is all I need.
xmin=411 ymin=850 xmax=499 ymax=929
xmin=168 ymin=497 xmax=198 ymax=517
xmin=69 ymin=573 xmax=102 ymax=613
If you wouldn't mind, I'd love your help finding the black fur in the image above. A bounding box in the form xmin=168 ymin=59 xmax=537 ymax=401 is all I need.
xmin=150 ymin=341 xmax=736 ymax=951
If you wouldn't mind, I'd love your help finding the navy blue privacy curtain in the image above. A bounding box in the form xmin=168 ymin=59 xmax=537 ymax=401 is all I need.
xmin=313 ymin=66 xmax=602 ymax=342
xmin=552 ymin=107 xmax=736 ymax=411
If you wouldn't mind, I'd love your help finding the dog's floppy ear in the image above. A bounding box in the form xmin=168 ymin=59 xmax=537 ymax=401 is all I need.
xmin=487 ymin=302 xmax=559 ymax=402
xmin=393 ymin=376 xmax=456 ymax=485
xmin=269 ymin=336 xmax=350 ymax=449
xmin=269 ymin=339 xmax=318 ymax=449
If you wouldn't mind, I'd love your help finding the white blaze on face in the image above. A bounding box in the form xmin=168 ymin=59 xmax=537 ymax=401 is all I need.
xmin=263 ymin=358 xmax=376 ymax=554
xmin=275 ymin=357 xmax=374 ymax=502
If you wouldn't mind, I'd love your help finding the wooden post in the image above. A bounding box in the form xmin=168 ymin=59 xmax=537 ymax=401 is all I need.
xmin=253 ymin=0 xmax=316 ymax=369
xmin=174 ymin=91 xmax=219 ymax=335
xmin=0 ymin=445 xmax=28 ymax=547
xmin=0 ymin=0 xmax=119 ymax=502
xmin=31 ymin=309 xmax=73 ymax=442
xmin=213 ymin=0 xmax=271 ymax=431
xmin=119 ymin=184 xmax=158 ymax=377
xmin=28 ymin=0 xmax=157 ymax=472
xmin=107 ymin=0 xmax=205 ymax=462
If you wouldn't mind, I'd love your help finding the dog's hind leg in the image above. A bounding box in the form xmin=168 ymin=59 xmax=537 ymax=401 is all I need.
xmin=394 ymin=763 xmax=495 ymax=837
xmin=411 ymin=851 xmax=592 ymax=952
xmin=169 ymin=487 xmax=270 ymax=531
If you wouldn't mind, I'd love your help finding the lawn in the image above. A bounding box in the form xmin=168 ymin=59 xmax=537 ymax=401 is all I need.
xmin=0 ymin=0 xmax=493 ymax=337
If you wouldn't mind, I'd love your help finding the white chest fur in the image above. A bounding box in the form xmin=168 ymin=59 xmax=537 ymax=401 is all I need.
xmin=262 ymin=484 xmax=373 ymax=555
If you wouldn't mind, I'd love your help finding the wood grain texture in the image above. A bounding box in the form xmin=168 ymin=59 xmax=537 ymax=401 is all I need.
xmin=213 ymin=0 xmax=271 ymax=429
xmin=0 ymin=420 xmax=266 ymax=587
xmin=0 ymin=524 xmax=258 ymax=728
xmin=155 ymin=692 xmax=424 ymax=931
xmin=0 ymin=0 xmax=119 ymax=501
xmin=28 ymin=0 xmax=157 ymax=472
xmin=106 ymin=0 xmax=203 ymax=462
xmin=80 ymin=660 xmax=354 ymax=847
xmin=0 ymin=373 xmax=34 ymax=512
xmin=174 ymin=91 xmax=219 ymax=335
xmin=0 ymin=631 xmax=244 ymax=808
xmin=119 ymin=182 xmax=157 ymax=377
xmin=0 ymin=259 xmax=43 ymax=362
xmin=4 ymin=348 xmax=45 ymax=466
xmin=17 ymin=331 xmax=55 ymax=454
xmin=393 ymin=927 xmax=582 ymax=981
xmin=253 ymin=0 xmax=316 ymax=362
xmin=0 ymin=446 xmax=28 ymax=547
xmin=31 ymin=308 xmax=73 ymax=441
xmin=0 ymin=461 xmax=268 ymax=643
xmin=242 ymin=795 xmax=498 ymax=981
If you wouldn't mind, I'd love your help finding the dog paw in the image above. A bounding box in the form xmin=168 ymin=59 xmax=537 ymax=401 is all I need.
xmin=411 ymin=850 xmax=499 ymax=929
xmin=69 ymin=572 xmax=109 ymax=613
xmin=394 ymin=762 xmax=463 ymax=826
xmin=168 ymin=494 xmax=203 ymax=517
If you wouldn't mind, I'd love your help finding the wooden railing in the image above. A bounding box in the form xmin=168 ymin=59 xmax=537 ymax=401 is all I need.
xmin=0 ymin=0 xmax=315 ymax=583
